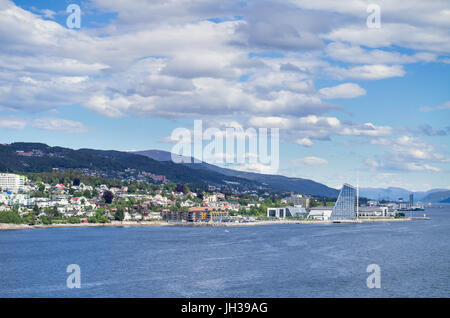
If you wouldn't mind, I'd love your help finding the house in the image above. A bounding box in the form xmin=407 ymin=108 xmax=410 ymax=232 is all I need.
xmin=124 ymin=212 xmax=132 ymax=221
xmin=145 ymin=212 xmax=162 ymax=220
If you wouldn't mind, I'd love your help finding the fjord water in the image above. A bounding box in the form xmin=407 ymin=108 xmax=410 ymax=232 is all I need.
xmin=1 ymin=207 xmax=449 ymax=297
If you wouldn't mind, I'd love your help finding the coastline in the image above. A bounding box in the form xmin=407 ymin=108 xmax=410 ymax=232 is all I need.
xmin=0 ymin=221 xmax=171 ymax=231
xmin=0 ymin=217 xmax=423 ymax=231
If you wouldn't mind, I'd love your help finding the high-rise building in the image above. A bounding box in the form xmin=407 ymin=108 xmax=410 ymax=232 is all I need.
xmin=0 ymin=173 xmax=26 ymax=192
xmin=330 ymin=183 xmax=357 ymax=220
xmin=409 ymin=194 xmax=414 ymax=207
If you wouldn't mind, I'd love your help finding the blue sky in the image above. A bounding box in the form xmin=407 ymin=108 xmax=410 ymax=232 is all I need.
xmin=0 ymin=0 xmax=449 ymax=191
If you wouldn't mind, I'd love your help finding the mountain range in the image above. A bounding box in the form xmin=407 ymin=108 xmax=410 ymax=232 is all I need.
xmin=136 ymin=150 xmax=450 ymax=202
xmin=134 ymin=150 xmax=339 ymax=197
xmin=359 ymin=187 xmax=450 ymax=203
xmin=0 ymin=143 xmax=338 ymax=196
xmin=2 ymin=143 xmax=447 ymax=201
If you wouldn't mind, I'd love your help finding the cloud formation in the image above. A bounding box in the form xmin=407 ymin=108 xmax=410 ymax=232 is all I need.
xmin=0 ymin=0 xmax=448 ymax=182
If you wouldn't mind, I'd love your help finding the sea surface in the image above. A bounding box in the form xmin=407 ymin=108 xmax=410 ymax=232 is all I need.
xmin=0 ymin=207 xmax=449 ymax=297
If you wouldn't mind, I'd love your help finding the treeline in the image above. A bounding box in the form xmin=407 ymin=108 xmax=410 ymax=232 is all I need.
xmin=25 ymin=170 xmax=124 ymax=187
xmin=0 ymin=209 xmax=22 ymax=224
xmin=0 ymin=143 xmax=261 ymax=190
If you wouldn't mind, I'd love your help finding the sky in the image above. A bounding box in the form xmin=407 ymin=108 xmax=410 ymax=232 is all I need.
xmin=0 ymin=0 xmax=449 ymax=191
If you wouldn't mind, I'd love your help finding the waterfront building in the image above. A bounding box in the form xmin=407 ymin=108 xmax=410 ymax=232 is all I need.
xmin=161 ymin=210 xmax=182 ymax=221
xmin=358 ymin=206 xmax=389 ymax=217
xmin=0 ymin=173 xmax=26 ymax=193
xmin=161 ymin=207 xmax=228 ymax=222
xmin=267 ymin=206 xmax=307 ymax=219
xmin=308 ymin=206 xmax=333 ymax=220
xmin=330 ymin=183 xmax=357 ymax=220
xmin=188 ymin=207 xmax=229 ymax=222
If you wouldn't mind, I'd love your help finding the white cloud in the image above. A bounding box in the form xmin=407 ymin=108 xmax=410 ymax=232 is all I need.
xmin=420 ymin=100 xmax=450 ymax=112
xmin=31 ymin=118 xmax=88 ymax=133
xmin=228 ymin=162 xmax=279 ymax=174
xmin=248 ymin=116 xmax=393 ymax=143
xmin=0 ymin=115 xmax=87 ymax=133
xmin=366 ymin=158 xmax=441 ymax=172
xmin=295 ymin=137 xmax=314 ymax=147
xmin=327 ymin=64 xmax=406 ymax=80
xmin=0 ymin=116 xmax=27 ymax=130
xmin=0 ymin=0 xmax=446 ymax=124
xmin=339 ymin=122 xmax=393 ymax=137
xmin=300 ymin=156 xmax=328 ymax=165
xmin=319 ymin=83 xmax=366 ymax=99
xmin=365 ymin=135 xmax=448 ymax=173
xmin=326 ymin=42 xmax=437 ymax=64
xmin=370 ymin=138 xmax=391 ymax=146
xmin=84 ymin=95 xmax=132 ymax=118
xmin=248 ymin=115 xmax=341 ymax=130
xmin=1 ymin=0 xmax=445 ymax=120
xmin=365 ymin=158 xmax=380 ymax=168
xmin=323 ymin=23 xmax=450 ymax=53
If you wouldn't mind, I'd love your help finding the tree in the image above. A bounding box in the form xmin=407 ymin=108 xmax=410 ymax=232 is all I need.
xmin=73 ymin=178 xmax=81 ymax=186
xmin=0 ymin=209 xmax=22 ymax=224
xmin=41 ymin=215 xmax=52 ymax=225
xmin=48 ymin=206 xmax=60 ymax=219
xmin=102 ymin=190 xmax=114 ymax=204
xmin=176 ymin=184 xmax=183 ymax=193
xmin=27 ymin=204 xmax=39 ymax=225
xmin=83 ymin=189 xmax=92 ymax=198
xmin=92 ymin=189 xmax=99 ymax=198
xmin=95 ymin=209 xmax=109 ymax=223
xmin=128 ymin=184 xmax=137 ymax=193
xmin=165 ymin=181 xmax=176 ymax=192
xmin=115 ymin=208 xmax=125 ymax=221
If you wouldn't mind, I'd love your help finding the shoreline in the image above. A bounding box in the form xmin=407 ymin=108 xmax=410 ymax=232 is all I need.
xmin=0 ymin=217 xmax=425 ymax=231
xmin=0 ymin=221 xmax=171 ymax=231
xmin=170 ymin=217 xmax=427 ymax=226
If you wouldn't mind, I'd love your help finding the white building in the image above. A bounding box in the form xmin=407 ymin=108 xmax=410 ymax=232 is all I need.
xmin=267 ymin=206 xmax=307 ymax=219
xmin=0 ymin=173 xmax=26 ymax=192
xmin=358 ymin=206 xmax=390 ymax=217
xmin=308 ymin=206 xmax=333 ymax=220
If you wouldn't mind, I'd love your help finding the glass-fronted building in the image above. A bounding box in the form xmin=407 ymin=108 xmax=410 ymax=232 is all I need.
xmin=267 ymin=206 xmax=307 ymax=219
xmin=330 ymin=183 xmax=357 ymax=220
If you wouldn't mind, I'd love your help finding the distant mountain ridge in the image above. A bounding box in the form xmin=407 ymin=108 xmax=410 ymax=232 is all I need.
xmin=5 ymin=144 xmax=443 ymax=200
xmin=0 ymin=143 xmax=262 ymax=190
xmin=134 ymin=150 xmax=340 ymax=197
xmin=421 ymin=190 xmax=450 ymax=203
xmin=135 ymin=150 xmax=448 ymax=201
xmin=0 ymin=143 xmax=339 ymax=197
xmin=359 ymin=187 xmax=449 ymax=202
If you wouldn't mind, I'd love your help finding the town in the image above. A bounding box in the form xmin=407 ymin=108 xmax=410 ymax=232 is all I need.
xmin=0 ymin=172 xmax=423 ymax=227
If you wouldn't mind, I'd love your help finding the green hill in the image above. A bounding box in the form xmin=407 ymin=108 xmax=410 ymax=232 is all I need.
xmin=1 ymin=143 xmax=339 ymax=197
xmin=135 ymin=150 xmax=339 ymax=197
xmin=0 ymin=143 xmax=261 ymax=190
